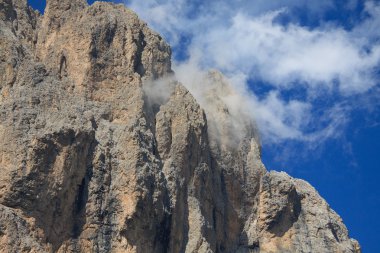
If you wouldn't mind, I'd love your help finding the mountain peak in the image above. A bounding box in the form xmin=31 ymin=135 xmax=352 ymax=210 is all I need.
xmin=0 ymin=1 xmax=360 ymax=252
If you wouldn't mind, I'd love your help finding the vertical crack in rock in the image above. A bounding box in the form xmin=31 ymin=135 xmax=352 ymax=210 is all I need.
xmin=59 ymin=53 xmax=67 ymax=80
xmin=133 ymin=30 xmax=147 ymax=77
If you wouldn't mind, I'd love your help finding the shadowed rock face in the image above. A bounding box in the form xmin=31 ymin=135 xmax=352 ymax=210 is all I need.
xmin=0 ymin=0 xmax=360 ymax=252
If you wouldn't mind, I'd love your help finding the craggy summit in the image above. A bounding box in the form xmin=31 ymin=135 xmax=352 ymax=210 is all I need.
xmin=0 ymin=0 xmax=360 ymax=252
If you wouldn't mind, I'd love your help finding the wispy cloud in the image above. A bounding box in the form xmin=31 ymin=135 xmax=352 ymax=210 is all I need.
xmin=125 ymin=0 xmax=380 ymax=146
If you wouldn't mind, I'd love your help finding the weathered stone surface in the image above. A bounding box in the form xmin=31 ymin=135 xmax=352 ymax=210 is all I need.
xmin=257 ymin=172 xmax=361 ymax=253
xmin=0 ymin=0 xmax=360 ymax=252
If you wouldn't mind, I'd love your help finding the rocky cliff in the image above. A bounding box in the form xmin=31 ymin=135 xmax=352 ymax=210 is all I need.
xmin=0 ymin=0 xmax=361 ymax=252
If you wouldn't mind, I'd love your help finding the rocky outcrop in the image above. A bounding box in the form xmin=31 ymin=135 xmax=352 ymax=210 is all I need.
xmin=0 ymin=0 xmax=360 ymax=252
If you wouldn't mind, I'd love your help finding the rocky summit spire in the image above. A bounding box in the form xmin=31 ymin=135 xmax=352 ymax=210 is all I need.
xmin=43 ymin=0 xmax=87 ymax=29
xmin=0 ymin=1 xmax=361 ymax=253
xmin=45 ymin=0 xmax=87 ymax=14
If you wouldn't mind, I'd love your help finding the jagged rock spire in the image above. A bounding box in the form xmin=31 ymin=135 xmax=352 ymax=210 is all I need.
xmin=45 ymin=0 xmax=87 ymax=14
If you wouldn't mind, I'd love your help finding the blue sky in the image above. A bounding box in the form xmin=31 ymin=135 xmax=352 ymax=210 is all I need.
xmin=28 ymin=0 xmax=380 ymax=252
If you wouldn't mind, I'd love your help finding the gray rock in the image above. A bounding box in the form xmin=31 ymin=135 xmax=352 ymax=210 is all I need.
xmin=0 ymin=0 xmax=360 ymax=252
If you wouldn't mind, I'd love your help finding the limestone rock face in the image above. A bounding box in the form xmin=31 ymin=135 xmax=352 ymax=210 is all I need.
xmin=0 ymin=0 xmax=360 ymax=252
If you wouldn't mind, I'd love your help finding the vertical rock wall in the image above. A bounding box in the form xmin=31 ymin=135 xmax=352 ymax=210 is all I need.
xmin=0 ymin=0 xmax=360 ymax=252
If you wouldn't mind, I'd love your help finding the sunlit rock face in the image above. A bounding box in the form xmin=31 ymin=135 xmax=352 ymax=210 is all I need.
xmin=0 ymin=0 xmax=360 ymax=252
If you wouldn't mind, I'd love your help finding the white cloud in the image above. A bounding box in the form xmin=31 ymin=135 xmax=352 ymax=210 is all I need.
xmin=353 ymin=1 xmax=380 ymax=42
xmin=124 ymin=0 xmax=380 ymax=145
xmin=191 ymin=10 xmax=380 ymax=94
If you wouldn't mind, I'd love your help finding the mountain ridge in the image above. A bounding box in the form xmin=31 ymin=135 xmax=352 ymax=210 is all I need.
xmin=0 ymin=0 xmax=360 ymax=252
